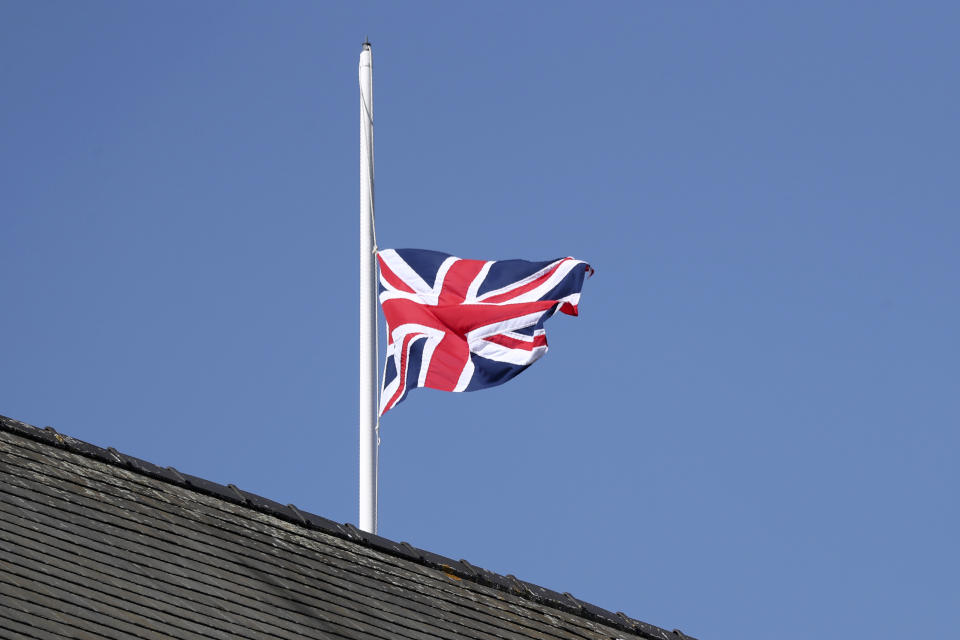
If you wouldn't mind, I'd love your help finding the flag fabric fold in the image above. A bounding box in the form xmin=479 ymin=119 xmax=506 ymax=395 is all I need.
xmin=377 ymin=248 xmax=592 ymax=415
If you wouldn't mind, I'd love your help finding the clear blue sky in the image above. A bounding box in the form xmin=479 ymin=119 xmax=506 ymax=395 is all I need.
xmin=2 ymin=2 xmax=957 ymax=638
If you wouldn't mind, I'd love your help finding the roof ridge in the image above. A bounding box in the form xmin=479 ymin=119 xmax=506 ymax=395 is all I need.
xmin=0 ymin=413 xmax=696 ymax=640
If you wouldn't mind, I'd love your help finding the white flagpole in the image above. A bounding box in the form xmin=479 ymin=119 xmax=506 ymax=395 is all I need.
xmin=358 ymin=41 xmax=378 ymax=534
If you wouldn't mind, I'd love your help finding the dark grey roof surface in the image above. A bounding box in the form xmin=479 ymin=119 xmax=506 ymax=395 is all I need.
xmin=0 ymin=414 xmax=696 ymax=640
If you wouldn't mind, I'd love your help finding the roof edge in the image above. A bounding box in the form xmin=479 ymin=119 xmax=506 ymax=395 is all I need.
xmin=0 ymin=413 xmax=696 ymax=640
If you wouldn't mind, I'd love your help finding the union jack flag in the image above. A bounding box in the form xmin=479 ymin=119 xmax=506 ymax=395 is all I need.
xmin=377 ymin=248 xmax=593 ymax=415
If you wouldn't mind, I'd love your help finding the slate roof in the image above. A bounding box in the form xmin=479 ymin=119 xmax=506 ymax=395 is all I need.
xmin=0 ymin=414 xmax=697 ymax=640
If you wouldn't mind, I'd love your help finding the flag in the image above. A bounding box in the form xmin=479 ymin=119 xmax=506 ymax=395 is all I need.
xmin=377 ymin=248 xmax=593 ymax=415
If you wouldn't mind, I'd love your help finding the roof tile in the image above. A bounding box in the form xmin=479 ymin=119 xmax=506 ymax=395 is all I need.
xmin=0 ymin=413 xmax=697 ymax=640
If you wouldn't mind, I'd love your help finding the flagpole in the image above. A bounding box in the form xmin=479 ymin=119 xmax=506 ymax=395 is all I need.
xmin=358 ymin=41 xmax=378 ymax=534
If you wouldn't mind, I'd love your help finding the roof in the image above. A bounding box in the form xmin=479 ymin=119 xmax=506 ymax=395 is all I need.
xmin=0 ymin=413 xmax=697 ymax=640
